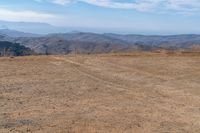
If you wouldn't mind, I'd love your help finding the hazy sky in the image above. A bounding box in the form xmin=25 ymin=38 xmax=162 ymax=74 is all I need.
xmin=1 ymin=0 xmax=200 ymax=34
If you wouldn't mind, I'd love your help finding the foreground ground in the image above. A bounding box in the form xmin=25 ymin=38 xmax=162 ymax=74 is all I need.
xmin=0 ymin=52 xmax=200 ymax=133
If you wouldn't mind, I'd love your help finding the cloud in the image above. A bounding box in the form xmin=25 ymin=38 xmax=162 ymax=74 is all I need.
xmin=77 ymin=0 xmax=159 ymax=12
xmin=34 ymin=0 xmax=72 ymax=5
xmin=35 ymin=0 xmax=200 ymax=15
xmin=51 ymin=0 xmax=72 ymax=5
xmin=0 ymin=8 xmax=64 ymax=25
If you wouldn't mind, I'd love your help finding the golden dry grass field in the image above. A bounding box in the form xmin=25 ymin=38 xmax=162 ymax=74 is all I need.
xmin=0 ymin=52 xmax=200 ymax=133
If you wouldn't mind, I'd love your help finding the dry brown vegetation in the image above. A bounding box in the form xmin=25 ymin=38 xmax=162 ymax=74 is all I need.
xmin=0 ymin=52 xmax=200 ymax=133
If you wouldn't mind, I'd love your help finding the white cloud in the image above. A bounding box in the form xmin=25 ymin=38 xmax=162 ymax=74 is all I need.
xmin=51 ymin=0 xmax=71 ymax=5
xmin=78 ymin=0 xmax=158 ymax=12
xmin=34 ymin=0 xmax=72 ymax=5
xmin=0 ymin=8 xmax=64 ymax=25
xmin=80 ymin=0 xmax=200 ymax=14
xmin=35 ymin=0 xmax=200 ymax=15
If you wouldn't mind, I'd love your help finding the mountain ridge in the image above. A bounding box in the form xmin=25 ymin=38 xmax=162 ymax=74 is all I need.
xmin=1 ymin=29 xmax=200 ymax=55
xmin=0 ymin=29 xmax=41 ymax=37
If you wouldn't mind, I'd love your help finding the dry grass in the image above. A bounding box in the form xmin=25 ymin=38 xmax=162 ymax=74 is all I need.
xmin=0 ymin=52 xmax=200 ymax=133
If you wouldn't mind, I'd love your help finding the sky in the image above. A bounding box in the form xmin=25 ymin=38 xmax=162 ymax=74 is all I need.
xmin=0 ymin=0 xmax=200 ymax=34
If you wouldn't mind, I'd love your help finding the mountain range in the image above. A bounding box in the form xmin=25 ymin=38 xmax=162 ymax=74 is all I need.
xmin=0 ymin=29 xmax=200 ymax=55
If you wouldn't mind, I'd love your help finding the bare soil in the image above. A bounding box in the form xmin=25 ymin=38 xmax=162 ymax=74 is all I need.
xmin=0 ymin=53 xmax=200 ymax=133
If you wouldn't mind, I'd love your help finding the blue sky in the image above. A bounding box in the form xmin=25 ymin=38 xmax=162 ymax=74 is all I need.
xmin=0 ymin=0 xmax=200 ymax=34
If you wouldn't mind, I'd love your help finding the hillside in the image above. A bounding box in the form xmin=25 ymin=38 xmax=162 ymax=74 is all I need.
xmin=14 ymin=34 xmax=142 ymax=54
xmin=1 ymin=31 xmax=200 ymax=55
xmin=15 ymin=32 xmax=200 ymax=54
xmin=0 ymin=41 xmax=35 ymax=56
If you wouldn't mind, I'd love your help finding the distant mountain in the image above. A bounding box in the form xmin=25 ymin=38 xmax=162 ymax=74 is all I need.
xmin=104 ymin=33 xmax=200 ymax=48
xmin=7 ymin=32 xmax=200 ymax=54
xmin=46 ymin=32 xmax=129 ymax=45
xmin=0 ymin=41 xmax=35 ymax=56
xmin=0 ymin=29 xmax=40 ymax=37
xmin=0 ymin=30 xmax=200 ymax=55
xmin=14 ymin=35 xmax=141 ymax=54
xmin=0 ymin=20 xmax=68 ymax=34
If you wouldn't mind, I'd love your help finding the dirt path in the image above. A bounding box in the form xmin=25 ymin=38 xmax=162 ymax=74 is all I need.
xmin=53 ymin=56 xmax=136 ymax=92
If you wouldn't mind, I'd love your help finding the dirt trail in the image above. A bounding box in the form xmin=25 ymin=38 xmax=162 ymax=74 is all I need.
xmin=53 ymin=56 xmax=135 ymax=92
xmin=54 ymin=56 xmax=172 ymax=81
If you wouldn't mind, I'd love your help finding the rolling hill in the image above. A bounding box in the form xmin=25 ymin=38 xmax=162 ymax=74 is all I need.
xmin=0 ymin=30 xmax=200 ymax=55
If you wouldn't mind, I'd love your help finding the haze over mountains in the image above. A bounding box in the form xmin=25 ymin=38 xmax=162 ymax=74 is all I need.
xmin=0 ymin=20 xmax=69 ymax=34
xmin=0 ymin=29 xmax=40 ymax=38
xmin=0 ymin=28 xmax=200 ymax=55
